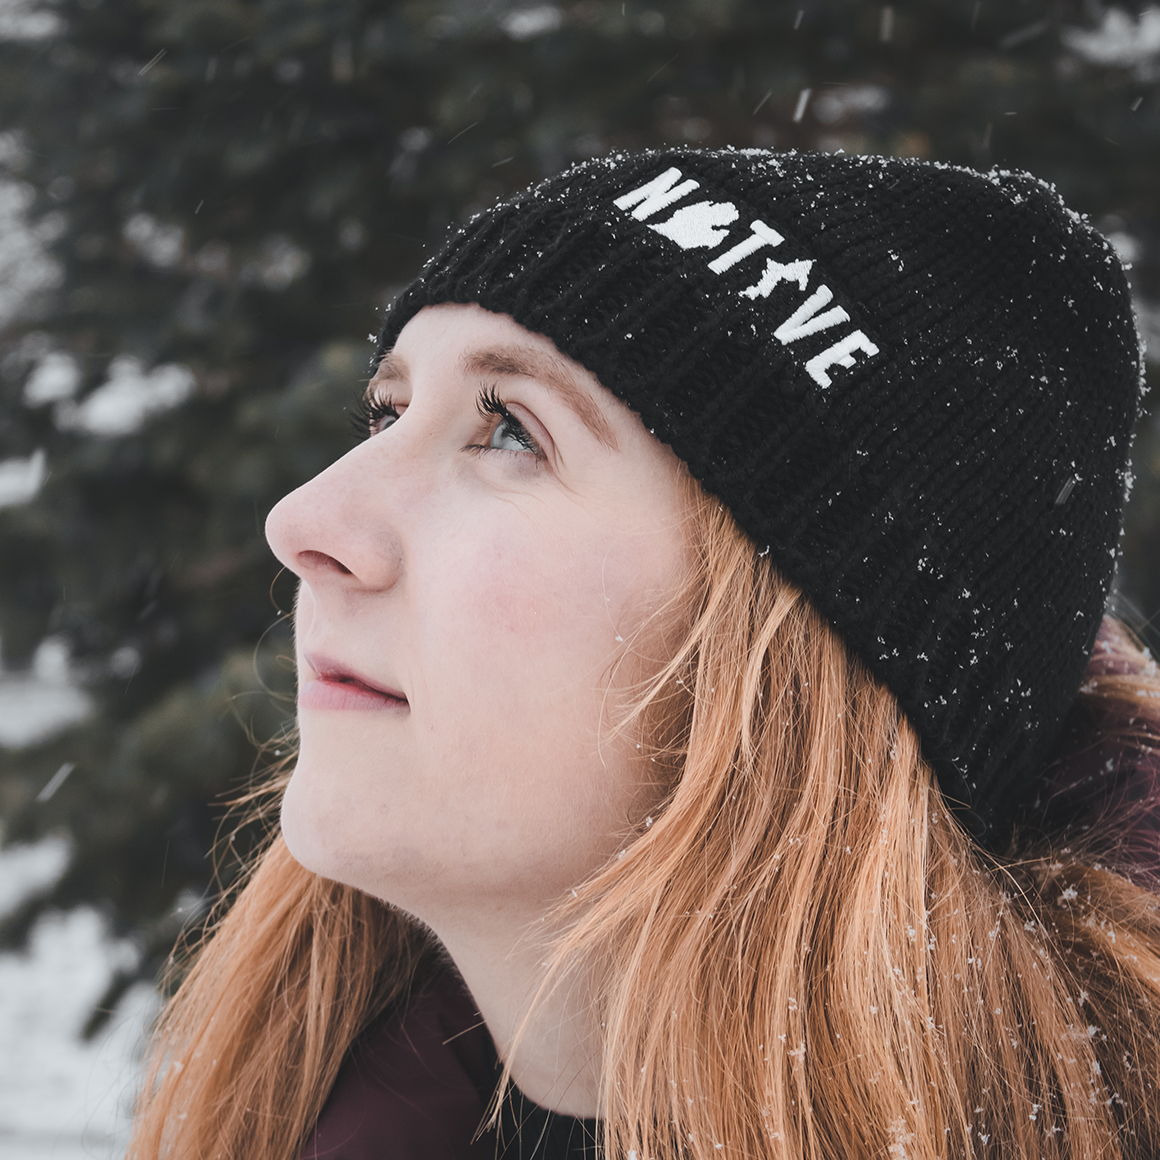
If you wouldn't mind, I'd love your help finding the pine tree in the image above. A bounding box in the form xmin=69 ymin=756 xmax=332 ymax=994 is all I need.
xmin=0 ymin=0 xmax=1156 ymax=1030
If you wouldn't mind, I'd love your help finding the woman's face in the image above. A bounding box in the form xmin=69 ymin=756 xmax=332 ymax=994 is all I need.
xmin=265 ymin=303 xmax=689 ymax=924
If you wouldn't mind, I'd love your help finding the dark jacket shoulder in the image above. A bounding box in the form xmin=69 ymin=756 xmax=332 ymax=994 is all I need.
xmin=300 ymin=966 xmax=599 ymax=1160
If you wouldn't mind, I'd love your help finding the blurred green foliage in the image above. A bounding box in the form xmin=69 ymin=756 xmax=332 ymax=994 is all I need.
xmin=0 ymin=0 xmax=1157 ymax=1028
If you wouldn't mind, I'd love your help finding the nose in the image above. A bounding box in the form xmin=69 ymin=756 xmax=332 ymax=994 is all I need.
xmin=265 ymin=443 xmax=405 ymax=592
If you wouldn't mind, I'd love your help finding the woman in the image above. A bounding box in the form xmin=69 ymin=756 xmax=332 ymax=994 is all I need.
xmin=128 ymin=149 xmax=1160 ymax=1159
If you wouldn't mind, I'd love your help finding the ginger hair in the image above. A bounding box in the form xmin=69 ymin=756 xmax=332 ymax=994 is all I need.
xmin=129 ymin=483 xmax=1160 ymax=1160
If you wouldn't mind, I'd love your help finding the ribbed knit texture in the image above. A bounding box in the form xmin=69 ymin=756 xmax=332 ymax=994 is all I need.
xmin=376 ymin=148 xmax=1143 ymax=848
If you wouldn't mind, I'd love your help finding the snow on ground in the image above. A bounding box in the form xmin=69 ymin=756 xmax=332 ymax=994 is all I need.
xmin=0 ymin=898 xmax=157 ymax=1160
xmin=1 ymin=692 xmax=153 ymax=1158
xmin=0 ymin=838 xmax=158 ymax=1159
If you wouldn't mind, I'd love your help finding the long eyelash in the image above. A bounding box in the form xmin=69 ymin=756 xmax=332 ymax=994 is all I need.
xmin=475 ymin=383 xmax=508 ymax=422
xmin=475 ymin=384 xmax=541 ymax=454
xmin=350 ymin=393 xmax=398 ymax=440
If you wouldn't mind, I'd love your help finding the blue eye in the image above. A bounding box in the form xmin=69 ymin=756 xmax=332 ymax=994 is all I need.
xmin=489 ymin=414 xmax=538 ymax=453
xmin=476 ymin=385 xmax=543 ymax=457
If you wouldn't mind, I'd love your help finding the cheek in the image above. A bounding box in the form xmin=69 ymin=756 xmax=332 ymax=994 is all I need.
xmin=428 ymin=501 xmax=686 ymax=716
xmin=444 ymin=522 xmax=618 ymax=690
xmin=476 ymin=527 xmax=599 ymax=637
xmin=424 ymin=525 xmax=634 ymax=805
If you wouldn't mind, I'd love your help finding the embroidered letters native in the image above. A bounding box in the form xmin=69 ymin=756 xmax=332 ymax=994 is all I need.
xmin=611 ymin=167 xmax=881 ymax=387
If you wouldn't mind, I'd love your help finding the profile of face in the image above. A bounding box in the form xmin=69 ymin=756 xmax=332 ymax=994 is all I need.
xmin=265 ymin=303 xmax=690 ymax=931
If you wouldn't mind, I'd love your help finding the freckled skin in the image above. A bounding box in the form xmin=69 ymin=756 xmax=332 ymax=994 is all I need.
xmin=265 ymin=303 xmax=689 ymax=927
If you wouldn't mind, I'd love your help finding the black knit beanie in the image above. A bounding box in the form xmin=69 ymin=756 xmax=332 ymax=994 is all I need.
xmin=375 ymin=148 xmax=1144 ymax=849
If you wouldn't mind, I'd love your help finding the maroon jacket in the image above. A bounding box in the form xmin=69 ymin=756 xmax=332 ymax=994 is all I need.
xmin=299 ymin=967 xmax=599 ymax=1160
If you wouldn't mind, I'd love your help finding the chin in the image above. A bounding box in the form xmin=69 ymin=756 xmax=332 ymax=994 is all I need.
xmin=278 ymin=765 xmax=416 ymax=903
xmin=279 ymin=767 xmax=343 ymax=879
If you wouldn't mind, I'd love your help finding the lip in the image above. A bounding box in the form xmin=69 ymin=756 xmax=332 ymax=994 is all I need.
xmin=299 ymin=652 xmax=409 ymax=713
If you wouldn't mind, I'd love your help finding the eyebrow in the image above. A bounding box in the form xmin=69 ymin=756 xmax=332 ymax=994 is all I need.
xmin=370 ymin=344 xmax=618 ymax=451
